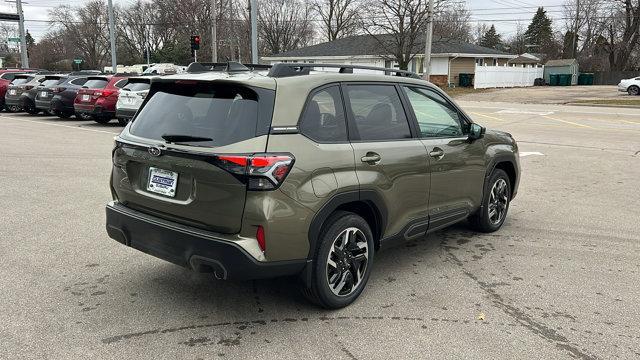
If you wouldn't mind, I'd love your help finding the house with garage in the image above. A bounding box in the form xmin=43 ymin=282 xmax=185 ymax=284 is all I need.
xmin=262 ymin=34 xmax=517 ymax=87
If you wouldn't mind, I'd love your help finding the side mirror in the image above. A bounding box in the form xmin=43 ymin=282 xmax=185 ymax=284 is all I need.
xmin=469 ymin=123 xmax=485 ymax=140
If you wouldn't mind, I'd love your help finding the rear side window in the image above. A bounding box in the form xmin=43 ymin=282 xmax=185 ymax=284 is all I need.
xmin=299 ymin=86 xmax=347 ymax=142
xmin=1 ymin=73 xmax=18 ymax=81
xmin=114 ymin=79 xmax=127 ymax=88
xmin=123 ymin=82 xmax=151 ymax=92
xmin=130 ymin=83 xmax=265 ymax=147
xmin=83 ymin=79 xmax=108 ymax=88
xmin=345 ymin=85 xmax=411 ymax=141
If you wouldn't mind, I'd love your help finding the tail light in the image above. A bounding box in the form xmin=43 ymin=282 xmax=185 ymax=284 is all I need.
xmin=215 ymin=153 xmax=294 ymax=191
xmin=52 ymin=87 xmax=65 ymax=93
xmin=24 ymin=85 xmax=34 ymax=90
xmin=95 ymin=90 xmax=115 ymax=97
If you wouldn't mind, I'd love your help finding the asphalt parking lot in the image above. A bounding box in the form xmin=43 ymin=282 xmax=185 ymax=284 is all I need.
xmin=1 ymin=102 xmax=639 ymax=359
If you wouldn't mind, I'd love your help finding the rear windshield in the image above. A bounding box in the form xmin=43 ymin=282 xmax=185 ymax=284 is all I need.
xmin=41 ymin=79 xmax=63 ymax=87
xmin=123 ymin=82 xmax=150 ymax=91
xmin=11 ymin=77 xmax=31 ymax=85
xmin=83 ymin=79 xmax=108 ymax=89
xmin=130 ymin=84 xmax=261 ymax=147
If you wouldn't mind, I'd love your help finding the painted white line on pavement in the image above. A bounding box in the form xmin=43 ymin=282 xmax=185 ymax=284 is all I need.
xmin=0 ymin=115 xmax=120 ymax=135
xmin=461 ymin=104 xmax=639 ymax=117
xmin=496 ymin=109 xmax=554 ymax=116
xmin=519 ymin=152 xmax=545 ymax=157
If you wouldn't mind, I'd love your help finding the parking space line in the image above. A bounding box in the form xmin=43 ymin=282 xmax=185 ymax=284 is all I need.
xmin=468 ymin=112 xmax=507 ymax=122
xmin=621 ymin=119 xmax=640 ymax=125
xmin=0 ymin=115 xmax=120 ymax=135
xmin=541 ymin=115 xmax=594 ymax=129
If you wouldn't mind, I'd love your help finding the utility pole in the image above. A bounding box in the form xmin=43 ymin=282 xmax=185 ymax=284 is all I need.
xmin=423 ymin=0 xmax=433 ymax=81
xmin=250 ymin=0 xmax=258 ymax=63
xmin=572 ymin=0 xmax=579 ymax=59
xmin=16 ymin=0 xmax=28 ymax=68
xmin=107 ymin=0 xmax=117 ymax=73
xmin=211 ymin=0 xmax=217 ymax=62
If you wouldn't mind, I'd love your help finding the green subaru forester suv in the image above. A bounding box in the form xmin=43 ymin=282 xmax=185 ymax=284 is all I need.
xmin=106 ymin=62 xmax=520 ymax=308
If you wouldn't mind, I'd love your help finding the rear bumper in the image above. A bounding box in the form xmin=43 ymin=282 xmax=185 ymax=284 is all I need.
xmin=35 ymin=99 xmax=52 ymax=111
xmin=50 ymin=97 xmax=73 ymax=112
xmin=116 ymin=108 xmax=137 ymax=120
xmin=75 ymin=103 xmax=114 ymax=116
xmin=4 ymin=96 xmax=22 ymax=107
xmin=105 ymin=201 xmax=306 ymax=281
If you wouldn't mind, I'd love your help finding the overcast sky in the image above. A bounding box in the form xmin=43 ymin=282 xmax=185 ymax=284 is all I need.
xmin=0 ymin=0 xmax=569 ymax=41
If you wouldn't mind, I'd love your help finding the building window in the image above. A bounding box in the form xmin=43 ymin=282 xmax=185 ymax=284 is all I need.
xmin=493 ymin=58 xmax=498 ymax=66
xmin=476 ymin=58 xmax=484 ymax=66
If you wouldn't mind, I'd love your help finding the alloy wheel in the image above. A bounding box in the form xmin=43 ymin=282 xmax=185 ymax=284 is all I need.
xmin=488 ymin=178 xmax=509 ymax=225
xmin=326 ymin=227 xmax=369 ymax=297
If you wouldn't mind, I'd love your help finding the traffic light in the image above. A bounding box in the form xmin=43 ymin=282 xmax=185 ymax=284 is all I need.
xmin=190 ymin=35 xmax=201 ymax=51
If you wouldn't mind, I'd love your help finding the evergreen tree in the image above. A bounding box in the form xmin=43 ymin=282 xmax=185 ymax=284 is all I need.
xmin=479 ymin=25 xmax=501 ymax=49
xmin=562 ymin=31 xmax=577 ymax=58
xmin=524 ymin=7 xmax=553 ymax=47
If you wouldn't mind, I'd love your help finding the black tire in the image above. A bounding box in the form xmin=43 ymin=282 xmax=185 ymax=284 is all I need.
xmin=302 ymin=211 xmax=375 ymax=309
xmin=469 ymin=169 xmax=511 ymax=233
xmin=23 ymin=100 xmax=39 ymax=115
xmin=55 ymin=110 xmax=73 ymax=119
xmin=75 ymin=112 xmax=92 ymax=120
xmin=93 ymin=116 xmax=111 ymax=124
xmin=628 ymin=86 xmax=639 ymax=96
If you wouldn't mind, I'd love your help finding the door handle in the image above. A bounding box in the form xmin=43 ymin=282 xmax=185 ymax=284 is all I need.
xmin=361 ymin=152 xmax=381 ymax=164
xmin=429 ymin=148 xmax=445 ymax=159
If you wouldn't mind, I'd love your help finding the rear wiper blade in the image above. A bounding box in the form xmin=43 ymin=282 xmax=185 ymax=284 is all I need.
xmin=161 ymin=134 xmax=213 ymax=143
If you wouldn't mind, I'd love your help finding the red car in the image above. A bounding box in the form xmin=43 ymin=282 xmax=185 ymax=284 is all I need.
xmin=74 ymin=75 xmax=128 ymax=123
xmin=0 ymin=69 xmax=37 ymax=110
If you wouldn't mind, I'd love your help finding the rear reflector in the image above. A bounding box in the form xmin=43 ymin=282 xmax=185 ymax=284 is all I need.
xmin=256 ymin=226 xmax=266 ymax=252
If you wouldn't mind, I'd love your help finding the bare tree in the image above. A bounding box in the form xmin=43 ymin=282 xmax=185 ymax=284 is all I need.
xmin=433 ymin=3 xmax=472 ymax=42
xmin=312 ymin=0 xmax=361 ymax=41
xmin=362 ymin=0 xmax=430 ymax=70
xmin=49 ymin=1 xmax=112 ymax=69
xmin=258 ymin=0 xmax=315 ymax=55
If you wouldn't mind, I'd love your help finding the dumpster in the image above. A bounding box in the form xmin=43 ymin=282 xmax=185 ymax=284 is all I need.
xmin=549 ymin=74 xmax=560 ymax=86
xmin=459 ymin=73 xmax=474 ymax=87
xmin=578 ymin=73 xmax=594 ymax=85
xmin=558 ymin=74 xmax=572 ymax=86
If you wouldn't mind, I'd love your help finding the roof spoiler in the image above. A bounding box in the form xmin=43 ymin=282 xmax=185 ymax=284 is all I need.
xmin=267 ymin=63 xmax=421 ymax=79
xmin=186 ymin=61 xmax=272 ymax=73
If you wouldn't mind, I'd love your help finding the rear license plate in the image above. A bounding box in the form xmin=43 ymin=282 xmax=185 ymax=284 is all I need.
xmin=41 ymin=91 xmax=48 ymax=98
xmin=9 ymin=89 xmax=16 ymax=95
xmin=82 ymin=94 xmax=90 ymax=101
xmin=147 ymin=167 xmax=178 ymax=197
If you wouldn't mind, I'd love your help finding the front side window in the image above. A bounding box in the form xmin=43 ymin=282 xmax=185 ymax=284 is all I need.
xmin=299 ymin=85 xmax=347 ymax=142
xmin=402 ymin=86 xmax=465 ymax=138
xmin=345 ymin=84 xmax=411 ymax=141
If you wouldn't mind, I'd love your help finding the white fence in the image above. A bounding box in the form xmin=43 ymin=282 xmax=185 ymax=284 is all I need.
xmin=474 ymin=64 xmax=544 ymax=89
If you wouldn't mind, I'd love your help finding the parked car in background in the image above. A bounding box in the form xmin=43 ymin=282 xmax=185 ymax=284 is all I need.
xmin=4 ymin=74 xmax=45 ymax=112
xmin=142 ymin=63 xmax=186 ymax=75
xmin=74 ymin=75 xmax=128 ymax=123
xmin=115 ymin=77 xmax=153 ymax=125
xmin=618 ymin=76 xmax=640 ymax=95
xmin=27 ymin=74 xmax=69 ymax=115
xmin=0 ymin=70 xmax=35 ymax=110
xmin=47 ymin=76 xmax=90 ymax=119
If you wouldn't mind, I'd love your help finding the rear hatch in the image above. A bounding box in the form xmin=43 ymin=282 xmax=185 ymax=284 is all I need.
xmin=6 ymin=75 xmax=33 ymax=98
xmin=112 ymin=78 xmax=276 ymax=234
xmin=118 ymin=78 xmax=151 ymax=110
xmin=35 ymin=76 xmax=65 ymax=102
xmin=76 ymin=76 xmax=109 ymax=105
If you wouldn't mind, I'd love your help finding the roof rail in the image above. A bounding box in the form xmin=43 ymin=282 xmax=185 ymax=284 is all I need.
xmin=186 ymin=61 xmax=272 ymax=73
xmin=267 ymin=63 xmax=421 ymax=79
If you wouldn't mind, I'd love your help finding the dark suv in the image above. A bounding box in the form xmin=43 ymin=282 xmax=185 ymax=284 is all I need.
xmin=36 ymin=75 xmax=89 ymax=118
xmin=106 ymin=63 xmax=520 ymax=308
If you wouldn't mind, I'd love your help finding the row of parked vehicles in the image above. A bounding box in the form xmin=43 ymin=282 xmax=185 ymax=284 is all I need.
xmin=0 ymin=68 xmax=151 ymax=125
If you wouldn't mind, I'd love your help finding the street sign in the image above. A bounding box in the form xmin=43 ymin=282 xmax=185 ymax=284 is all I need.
xmin=74 ymin=59 xmax=83 ymax=64
xmin=0 ymin=13 xmax=20 ymax=22
xmin=7 ymin=37 xmax=20 ymax=42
